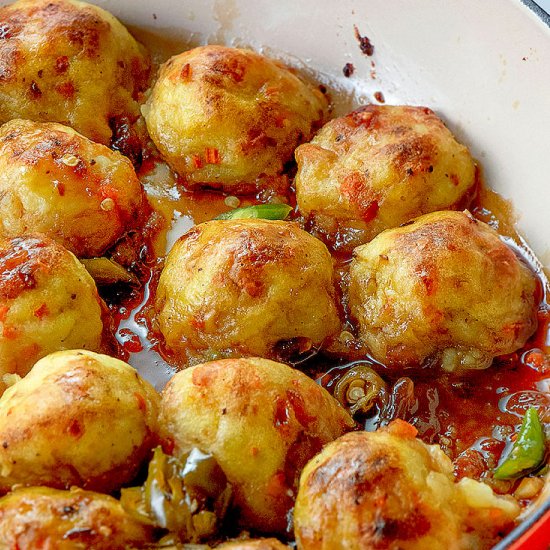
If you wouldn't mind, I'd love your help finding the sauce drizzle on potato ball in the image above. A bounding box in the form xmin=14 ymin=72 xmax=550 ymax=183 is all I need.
xmin=0 ymin=350 xmax=159 ymax=494
xmin=349 ymin=210 xmax=538 ymax=372
xmin=0 ymin=235 xmax=105 ymax=389
xmin=155 ymin=219 xmax=341 ymax=364
xmin=143 ymin=45 xmax=328 ymax=195
xmin=0 ymin=119 xmax=146 ymax=257
xmin=295 ymin=105 xmax=478 ymax=251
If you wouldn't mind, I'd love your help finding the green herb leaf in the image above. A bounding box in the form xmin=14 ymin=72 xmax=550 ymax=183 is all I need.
xmin=215 ymin=203 xmax=292 ymax=221
xmin=493 ymin=407 xmax=546 ymax=480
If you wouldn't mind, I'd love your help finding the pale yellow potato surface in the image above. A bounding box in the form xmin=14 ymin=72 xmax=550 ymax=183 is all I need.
xmin=155 ymin=219 xmax=341 ymax=363
xmin=0 ymin=235 xmax=104 ymax=390
xmin=295 ymin=105 xmax=477 ymax=250
xmin=0 ymin=350 xmax=160 ymax=493
xmin=159 ymin=357 xmax=354 ymax=534
xmin=349 ymin=210 xmax=538 ymax=371
xmin=0 ymin=0 xmax=150 ymax=144
xmin=143 ymin=45 xmax=327 ymax=194
xmin=0 ymin=119 xmax=145 ymax=257
xmin=294 ymin=420 xmax=520 ymax=550
xmin=0 ymin=486 xmax=154 ymax=549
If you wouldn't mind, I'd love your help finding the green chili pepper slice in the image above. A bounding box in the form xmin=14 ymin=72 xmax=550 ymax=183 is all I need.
xmin=81 ymin=257 xmax=138 ymax=285
xmin=493 ymin=407 xmax=546 ymax=480
xmin=215 ymin=203 xmax=292 ymax=221
xmin=120 ymin=446 xmax=232 ymax=543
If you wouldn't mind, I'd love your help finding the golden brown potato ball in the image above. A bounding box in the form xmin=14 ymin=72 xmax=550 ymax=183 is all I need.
xmin=0 ymin=0 xmax=150 ymax=145
xmin=295 ymin=105 xmax=477 ymax=250
xmin=0 ymin=235 xmax=104 ymax=390
xmin=155 ymin=219 xmax=341 ymax=363
xmin=0 ymin=486 xmax=155 ymax=549
xmin=0 ymin=349 xmax=160 ymax=493
xmin=143 ymin=45 xmax=327 ymax=194
xmin=294 ymin=420 xmax=520 ymax=550
xmin=349 ymin=210 xmax=538 ymax=371
xmin=0 ymin=119 xmax=145 ymax=258
xmin=218 ymin=539 xmax=289 ymax=550
xmin=159 ymin=357 xmax=354 ymax=534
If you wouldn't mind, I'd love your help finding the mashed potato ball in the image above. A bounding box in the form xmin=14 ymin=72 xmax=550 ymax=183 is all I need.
xmin=155 ymin=219 xmax=341 ymax=363
xmin=159 ymin=357 xmax=354 ymax=534
xmin=349 ymin=210 xmax=538 ymax=371
xmin=0 ymin=235 xmax=105 ymax=390
xmin=0 ymin=119 xmax=145 ymax=258
xmin=0 ymin=0 xmax=150 ymax=144
xmin=0 ymin=349 xmax=160 ymax=493
xmin=294 ymin=420 xmax=519 ymax=550
xmin=143 ymin=45 xmax=327 ymax=194
xmin=295 ymin=105 xmax=477 ymax=250
xmin=0 ymin=486 xmax=155 ymax=549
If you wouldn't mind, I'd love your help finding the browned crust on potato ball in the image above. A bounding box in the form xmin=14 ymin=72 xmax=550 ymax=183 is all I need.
xmin=349 ymin=211 xmax=538 ymax=371
xmin=294 ymin=420 xmax=519 ymax=550
xmin=0 ymin=235 xmax=105 ymax=386
xmin=0 ymin=486 xmax=155 ymax=549
xmin=155 ymin=219 xmax=341 ymax=363
xmin=0 ymin=119 xmax=145 ymax=257
xmin=0 ymin=350 xmax=160 ymax=494
xmin=0 ymin=0 xmax=150 ymax=144
xmin=143 ymin=45 xmax=328 ymax=194
xmin=159 ymin=357 xmax=354 ymax=534
xmin=295 ymin=105 xmax=477 ymax=251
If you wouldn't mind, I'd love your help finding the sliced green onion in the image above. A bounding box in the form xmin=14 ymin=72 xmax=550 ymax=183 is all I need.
xmin=215 ymin=203 xmax=292 ymax=221
xmin=494 ymin=407 xmax=546 ymax=480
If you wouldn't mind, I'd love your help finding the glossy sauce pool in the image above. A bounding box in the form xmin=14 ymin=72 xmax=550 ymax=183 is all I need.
xmin=104 ymin=31 xmax=550 ymax=511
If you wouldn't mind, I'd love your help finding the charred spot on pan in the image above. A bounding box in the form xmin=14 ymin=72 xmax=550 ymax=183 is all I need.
xmin=343 ymin=63 xmax=355 ymax=77
xmin=354 ymin=25 xmax=374 ymax=56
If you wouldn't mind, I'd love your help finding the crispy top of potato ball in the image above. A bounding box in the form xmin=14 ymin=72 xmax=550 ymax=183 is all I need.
xmin=294 ymin=420 xmax=519 ymax=550
xmin=0 ymin=0 xmax=150 ymax=144
xmin=0 ymin=235 xmax=104 ymax=390
xmin=143 ymin=45 xmax=328 ymax=194
xmin=0 ymin=349 xmax=160 ymax=493
xmin=155 ymin=219 xmax=341 ymax=363
xmin=295 ymin=105 xmax=477 ymax=250
xmin=349 ymin=210 xmax=538 ymax=371
xmin=0 ymin=119 xmax=145 ymax=258
xmin=0 ymin=486 xmax=155 ymax=549
xmin=159 ymin=357 xmax=354 ymax=534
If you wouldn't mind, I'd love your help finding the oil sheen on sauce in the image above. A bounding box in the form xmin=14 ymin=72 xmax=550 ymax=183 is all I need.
xmin=106 ymin=32 xmax=549 ymax=509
